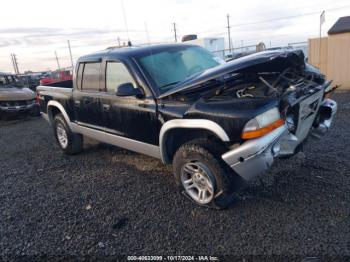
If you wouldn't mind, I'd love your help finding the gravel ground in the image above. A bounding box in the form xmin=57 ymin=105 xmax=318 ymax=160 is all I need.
xmin=0 ymin=92 xmax=349 ymax=260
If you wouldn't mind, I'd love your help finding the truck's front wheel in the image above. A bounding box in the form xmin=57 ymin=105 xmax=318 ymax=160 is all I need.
xmin=173 ymin=139 xmax=240 ymax=209
xmin=53 ymin=114 xmax=83 ymax=155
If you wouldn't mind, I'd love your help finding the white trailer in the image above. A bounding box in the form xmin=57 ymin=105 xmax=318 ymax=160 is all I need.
xmin=186 ymin=37 xmax=225 ymax=59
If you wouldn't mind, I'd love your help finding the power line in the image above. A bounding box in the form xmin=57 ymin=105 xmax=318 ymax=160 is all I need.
xmin=120 ymin=0 xmax=130 ymax=41
xmin=196 ymin=3 xmax=350 ymax=36
xmin=228 ymin=4 xmax=350 ymax=28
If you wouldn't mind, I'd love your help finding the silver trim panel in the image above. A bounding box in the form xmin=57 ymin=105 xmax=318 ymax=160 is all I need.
xmin=222 ymin=125 xmax=288 ymax=180
xmin=159 ymin=119 xmax=230 ymax=163
xmin=47 ymin=101 xmax=72 ymax=128
xmin=76 ymin=121 xmax=125 ymax=136
xmin=71 ymin=123 xmax=161 ymax=159
xmin=278 ymin=133 xmax=299 ymax=157
xmin=45 ymin=101 xmax=160 ymax=159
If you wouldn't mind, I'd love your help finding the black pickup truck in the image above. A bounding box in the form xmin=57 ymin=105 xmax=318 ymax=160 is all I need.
xmin=37 ymin=44 xmax=337 ymax=208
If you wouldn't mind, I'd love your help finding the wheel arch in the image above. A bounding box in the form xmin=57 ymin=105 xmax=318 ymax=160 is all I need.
xmin=159 ymin=119 xmax=230 ymax=164
xmin=47 ymin=101 xmax=71 ymax=127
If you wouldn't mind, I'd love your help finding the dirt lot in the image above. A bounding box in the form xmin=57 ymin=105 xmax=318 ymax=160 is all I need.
xmin=0 ymin=92 xmax=349 ymax=260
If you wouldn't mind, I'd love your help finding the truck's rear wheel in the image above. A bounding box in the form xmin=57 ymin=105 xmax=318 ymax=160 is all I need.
xmin=53 ymin=113 xmax=83 ymax=155
xmin=173 ymin=139 xmax=240 ymax=209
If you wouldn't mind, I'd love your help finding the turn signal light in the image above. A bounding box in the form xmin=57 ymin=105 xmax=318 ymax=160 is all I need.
xmin=241 ymin=118 xmax=284 ymax=139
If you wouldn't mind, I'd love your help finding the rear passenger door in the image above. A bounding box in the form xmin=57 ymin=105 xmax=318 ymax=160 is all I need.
xmin=73 ymin=61 xmax=105 ymax=128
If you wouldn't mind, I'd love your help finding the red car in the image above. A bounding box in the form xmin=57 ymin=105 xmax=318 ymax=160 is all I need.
xmin=40 ymin=70 xmax=72 ymax=85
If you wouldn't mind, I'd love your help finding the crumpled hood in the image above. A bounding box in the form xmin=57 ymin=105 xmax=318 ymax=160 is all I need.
xmin=159 ymin=50 xmax=305 ymax=98
xmin=0 ymin=87 xmax=35 ymax=101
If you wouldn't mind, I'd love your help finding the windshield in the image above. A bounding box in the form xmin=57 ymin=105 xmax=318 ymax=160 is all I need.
xmin=0 ymin=75 xmax=23 ymax=88
xmin=136 ymin=46 xmax=223 ymax=93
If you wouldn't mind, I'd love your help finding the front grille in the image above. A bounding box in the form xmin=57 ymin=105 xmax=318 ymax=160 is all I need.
xmin=294 ymin=90 xmax=324 ymax=142
xmin=0 ymin=100 xmax=34 ymax=108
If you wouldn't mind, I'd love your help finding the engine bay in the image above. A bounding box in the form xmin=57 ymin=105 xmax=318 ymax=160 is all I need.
xmin=234 ymin=67 xmax=325 ymax=99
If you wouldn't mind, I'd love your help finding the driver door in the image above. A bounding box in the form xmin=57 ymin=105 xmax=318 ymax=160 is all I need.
xmin=99 ymin=60 xmax=159 ymax=145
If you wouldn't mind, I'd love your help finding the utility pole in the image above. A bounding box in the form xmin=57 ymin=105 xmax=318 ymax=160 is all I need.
xmin=54 ymin=51 xmax=61 ymax=71
xmin=226 ymin=14 xmax=232 ymax=54
xmin=319 ymin=10 xmax=325 ymax=69
xmin=144 ymin=22 xmax=151 ymax=44
xmin=11 ymin=54 xmax=19 ymax=75
xmin=67 ymin=40 xmax=74 ymax=70
xmin=320 ymin=10 xmax=325 ymax=38
xmin=173 ymin=22 xmax=177 ymax=42
xmin=11 ymin=54 xmax=15 ymax=73
xmin=11 ymin=54 xmax=16 ymax=74
xmin=117 ymin=37 xmax=121 ymax=47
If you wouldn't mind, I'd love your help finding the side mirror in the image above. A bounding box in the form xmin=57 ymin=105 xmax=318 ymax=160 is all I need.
xmin=115 ymin=82 xmax=143 ymax=97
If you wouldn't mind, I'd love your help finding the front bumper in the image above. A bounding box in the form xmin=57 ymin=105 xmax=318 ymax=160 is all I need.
xmin=222 ymin=125 xmax=288 ymax=180
xmin=310 ymin=98 xmax=337 ymax=138
xmin=222 ymin=98 xmax=337 ymax=181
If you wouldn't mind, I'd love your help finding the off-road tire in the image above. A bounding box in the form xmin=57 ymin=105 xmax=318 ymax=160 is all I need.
xmin=53 ymin=113 xmax=83 ymax=155
xmin=173 ymin=138 xmax=242 ymax=209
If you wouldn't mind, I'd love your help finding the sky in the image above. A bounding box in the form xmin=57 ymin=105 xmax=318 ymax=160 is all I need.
xmin=1 ymin=0 xmax=350 ymax=73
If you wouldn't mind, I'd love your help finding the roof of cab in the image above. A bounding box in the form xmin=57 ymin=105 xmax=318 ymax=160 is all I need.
xmin=77 ymin=43 xmax=196 ymax=62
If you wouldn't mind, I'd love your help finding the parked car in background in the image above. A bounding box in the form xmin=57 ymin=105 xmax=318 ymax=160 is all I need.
xmin=225 ymin=51 xmax=256 ymax=61
xmin=0 ymin=72 xmax=40 ymax=119
xmin=39 ymin=69 xmax=72 ymax=85
xmin=37 ymin=44 xmax=337 ymax=208
xmin=19 ymin=74 xmax=41 ymax=91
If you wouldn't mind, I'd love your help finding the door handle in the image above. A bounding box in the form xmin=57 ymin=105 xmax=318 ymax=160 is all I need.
xmin=102 ymin=104 xmax=111 ymax=111
xmin=74 ymin=100 xmax=81 ymax=107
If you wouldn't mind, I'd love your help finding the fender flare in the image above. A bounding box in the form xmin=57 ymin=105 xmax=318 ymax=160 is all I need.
xmin=159 ymin=119 xmax=230 ymax=163
xmin=47 ymin=101 xmax=71 ymax=127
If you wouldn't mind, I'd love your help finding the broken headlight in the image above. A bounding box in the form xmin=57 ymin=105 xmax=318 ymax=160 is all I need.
xmin=285 ymin=115 xmax=296 ymax=132
xmin=241 ymin=107 xmax=284 ymax=139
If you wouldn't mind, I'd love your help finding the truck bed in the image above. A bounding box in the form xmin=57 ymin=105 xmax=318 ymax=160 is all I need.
xmin=37 ymin=81 xmax=73 ymax=116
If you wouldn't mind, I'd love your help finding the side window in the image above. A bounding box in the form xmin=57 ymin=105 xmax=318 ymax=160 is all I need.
xmin=106 ymin=62 xmax=136 ymax=93
xmin=82 ymin=62 xmax=100 ymax=91
xmin=0 ymin=76 xmax=6 ymax=85
xmin=5 ymin=76 xmax=10 ymax=84
xmin=76 ymin=63 xmax=84 ymax=90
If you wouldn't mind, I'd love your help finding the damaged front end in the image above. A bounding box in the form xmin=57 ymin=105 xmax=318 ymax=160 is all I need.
xmin=222 ymin=93 xmax=337 ymax=181
xmin=218 ymin=53 xmax=338 ymax=180
xmin=161 ymin=50 xmax=338 ymax=181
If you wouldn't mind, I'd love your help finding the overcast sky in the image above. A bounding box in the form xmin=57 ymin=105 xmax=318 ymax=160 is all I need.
xmin=1 ymin=0 xmax=350 ymax=72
